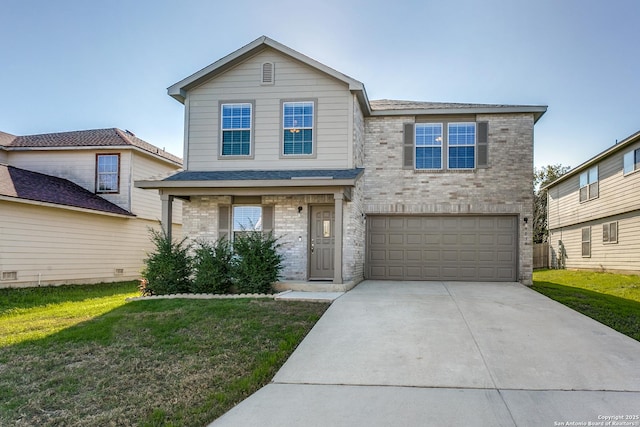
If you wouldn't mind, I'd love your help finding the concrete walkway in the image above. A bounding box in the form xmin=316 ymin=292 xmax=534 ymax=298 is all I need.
xmin=210 ymin=280 xmax=640 ymax=426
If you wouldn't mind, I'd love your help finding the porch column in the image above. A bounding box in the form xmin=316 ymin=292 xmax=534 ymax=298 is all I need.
xmin=160 ymin=192 xmax=174 ymax=241
xmin=333 ymin=192 xmax=344 ymax=284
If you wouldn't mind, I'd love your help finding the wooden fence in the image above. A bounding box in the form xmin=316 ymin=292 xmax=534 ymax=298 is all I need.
xmin=533 ymin=242 xmax=549 ymax=269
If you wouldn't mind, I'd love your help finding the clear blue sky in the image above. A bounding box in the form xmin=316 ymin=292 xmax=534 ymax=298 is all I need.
xmin=2 ymin=0 xmax=638 ymax=169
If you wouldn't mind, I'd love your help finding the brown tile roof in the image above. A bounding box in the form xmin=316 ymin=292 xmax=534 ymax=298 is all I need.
xmin=0 ymin=164 xmax=134 ymax=216
xmin=5 ymin=128 xmax=182 ymax=165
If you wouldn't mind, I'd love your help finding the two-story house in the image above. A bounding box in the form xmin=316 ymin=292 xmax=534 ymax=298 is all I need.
xmin=545 ymin=130 xmax=640 ymax=273
xmin=136 ymin=36 xmax=546 ymax=289
xmin=0 ymin=128 xmax=182 ymax=287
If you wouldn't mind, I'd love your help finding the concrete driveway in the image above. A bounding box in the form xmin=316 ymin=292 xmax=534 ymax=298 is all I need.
xmin=211 ymin=280 xmax=640 ymax=426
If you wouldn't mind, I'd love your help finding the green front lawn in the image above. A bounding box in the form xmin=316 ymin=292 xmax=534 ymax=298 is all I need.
xmin=532 ymin=269 xmax=640 ymax=341
xmin=0 ymin=282 xmax=328 ymax=426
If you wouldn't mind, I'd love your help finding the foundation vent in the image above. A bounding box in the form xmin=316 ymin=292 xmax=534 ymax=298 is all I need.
xmin=1 ymin=271 xmax=18 ymax=281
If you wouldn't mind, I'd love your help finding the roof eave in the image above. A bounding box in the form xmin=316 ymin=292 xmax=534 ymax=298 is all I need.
xmin=543 ymin=129 xmax=640 ymax=190
xmin=135 ymin=177 xmax=359 ymax=190
xmin=370 ymin=105 xmax=548 ymax=122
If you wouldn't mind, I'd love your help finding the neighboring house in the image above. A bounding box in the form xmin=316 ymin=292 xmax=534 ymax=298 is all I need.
xmin=136 ymin=36 xmax=546 ymax=289
xmin=545 ymin=130 xmax=640 ymax=274
xmin=0 ymin=128 xmax=183 ymax=287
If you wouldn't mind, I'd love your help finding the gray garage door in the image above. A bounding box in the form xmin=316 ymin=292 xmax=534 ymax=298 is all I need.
xmin=366 ymin=215 xmax=517 ymax=281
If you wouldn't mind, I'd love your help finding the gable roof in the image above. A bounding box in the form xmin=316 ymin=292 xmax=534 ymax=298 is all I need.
xmin=4 ymin=128 xmax=182 ymax=165
xmin=543 ymin=129 xmax=640 ymax=190
xmin=0 ymin=164 xmax=134 ymax=216
xmin=370 ymin=99 xmax=547 ymax=123
xmin=167 ymin=35 xmax=371 ymax=115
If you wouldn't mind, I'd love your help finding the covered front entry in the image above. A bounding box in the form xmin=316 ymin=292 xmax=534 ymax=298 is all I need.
xmin=366 ymin=215 xmax=517 ymax=281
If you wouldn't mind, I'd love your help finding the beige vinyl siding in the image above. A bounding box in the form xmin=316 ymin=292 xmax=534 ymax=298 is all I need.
xmin=130 ymin=152 xmax=182 ymax=223
xmin=0 ymin=199 xmax=182 ymax=287
xmin=549 ymin=212 xmax=640 ymax=273
xmin=548 ymin=139 xmax=640 ymax=229
xmin=186 ymin=48 xmax=352 ymax=170
xmin=7 ymin=149 xmax=133 ymax=212
xmin=0 ymin=149 xmax=7 ymax=163
xmin=8 ymin=150 xmax=100 ymax=192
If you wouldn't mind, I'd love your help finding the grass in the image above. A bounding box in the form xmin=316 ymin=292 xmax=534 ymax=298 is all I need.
xmin=532 ymin=269 xmax=640 ymax=341
xmin=0 ymin=282 xmax=328 ymax=426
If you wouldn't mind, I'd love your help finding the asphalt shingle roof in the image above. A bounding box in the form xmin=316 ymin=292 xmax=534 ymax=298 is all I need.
xmin=4 ymin=128 xmax=182 ymax=165
xmin=370 ymin=99 xmax=534 ymax=111
xmin=163 ymin=168 xmax=364 ymax=182
xmin=0 ymin=164 xmax=134 ymax=216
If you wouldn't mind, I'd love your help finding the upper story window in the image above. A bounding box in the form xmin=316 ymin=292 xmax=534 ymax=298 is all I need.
xmin=221 ymin=103 xmax=252 ymax=156
xmin=410 ymin=121 xmax=480 ymax=171
xmin=579 ymin=166 xmax=598 ymax=202
xmin=448 ymin=123 xmax=476 ymax=169
xmin=415 ymin=123 xmax=443 ymax=169
xmin=283 ymin=101 xmax=314 ymax=156
xmin=96 ymin=154 xmax=119 ymax=193
xmin=623 ymin=148 xmax=640 ymax=175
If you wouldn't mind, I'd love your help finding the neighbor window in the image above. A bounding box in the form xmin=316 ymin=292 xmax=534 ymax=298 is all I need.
xmin=96 ymin=154 xmax=119 ymax=193
xmin=415 ymin=123 xmax=443 ymax=169
xmin=581 ymin=227 xmax=591 ymax=257
xmin=221 ymin=103 xmax=252 ymax=156
xmin=232 ymin=206 xmax=262 ymax=240
xmin=603 ymin=222 xmax=618 ymax=244
xmin=623 ymin=148 xmax=640 ymax=174
xmin=448 ymin=123 xmax=476 ymax=169
xmin=579 ymin=166 xmax=599 ymax=202
xmin=283 ymin=101 xmax=314 ymax=155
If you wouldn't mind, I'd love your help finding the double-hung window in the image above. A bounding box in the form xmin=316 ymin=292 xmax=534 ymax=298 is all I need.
xmin=232 ymin=206 xmax=262 ymax=240
xmin=415 ymin=124 xmax=443 ymax=169
xmin=579 ymin=166 xmax=598 ymax=202
xmin=623 ymin=148 xmax=640 ymax=174
xmin=603 ymin=222 xmax=618 ymax=244
xmin=283 ymin=101 xmax=314 ymax=155
xmin=96 ymin=154 xmax=119 ymax=193
xmin=221 ymin=103 xmax=252 ymax=156
xmin=448 ymin=123 xmax=476 ymax=169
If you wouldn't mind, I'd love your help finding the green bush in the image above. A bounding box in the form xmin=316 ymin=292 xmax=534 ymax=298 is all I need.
xmin=142 ymin=228 xmax=193 ymax=295
xmin=191 ymin=238 xmax=234 ymax=294
xmin=232 ymin=231 xmax=283 ymax=294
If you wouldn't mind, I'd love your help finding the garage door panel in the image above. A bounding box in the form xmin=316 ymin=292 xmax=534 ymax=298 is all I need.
xmin=367 ymin=215 xmax=517 ymax=281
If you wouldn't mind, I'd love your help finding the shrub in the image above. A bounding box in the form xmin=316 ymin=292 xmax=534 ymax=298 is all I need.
xmin=232 ymin=231 xmax=283 ymax=294
xmin=142 ymin=228 xmax=193 ymax=295
xmin=191 ymin=238 xmax=234 ymax=294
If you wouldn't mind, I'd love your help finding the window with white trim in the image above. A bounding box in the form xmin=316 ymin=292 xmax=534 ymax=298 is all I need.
xmin=96 ymin=154 xmax=119 ymax=193
xmin=221 ymin=103 xmax=252 ymax=156
xmin=581 ymin=227 xmax=591 ymax=257
xmin=448 ymin=123 xmax=476 ymax=169
xmin=579 ymin=166 xmax=598 ymax=202
xmin=232 ymin=206 xmax=262 ymax=240
xmin=602 ymin=222 xmax=618 ymax=244
xmin=283 ymin=101 xmax=314 ymax=155
xmin=415 ymin=123 xmax=443 ymax=169
xmin=623 ymin=148 xmax=640 ymax=174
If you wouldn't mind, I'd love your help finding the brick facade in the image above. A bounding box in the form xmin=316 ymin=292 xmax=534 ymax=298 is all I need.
xmin=363 ymin=113 xmax=535 ymax=284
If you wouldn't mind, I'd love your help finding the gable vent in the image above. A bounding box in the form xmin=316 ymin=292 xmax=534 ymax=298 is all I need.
xmin=261 ymin=62 xmax=274 ymax=84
